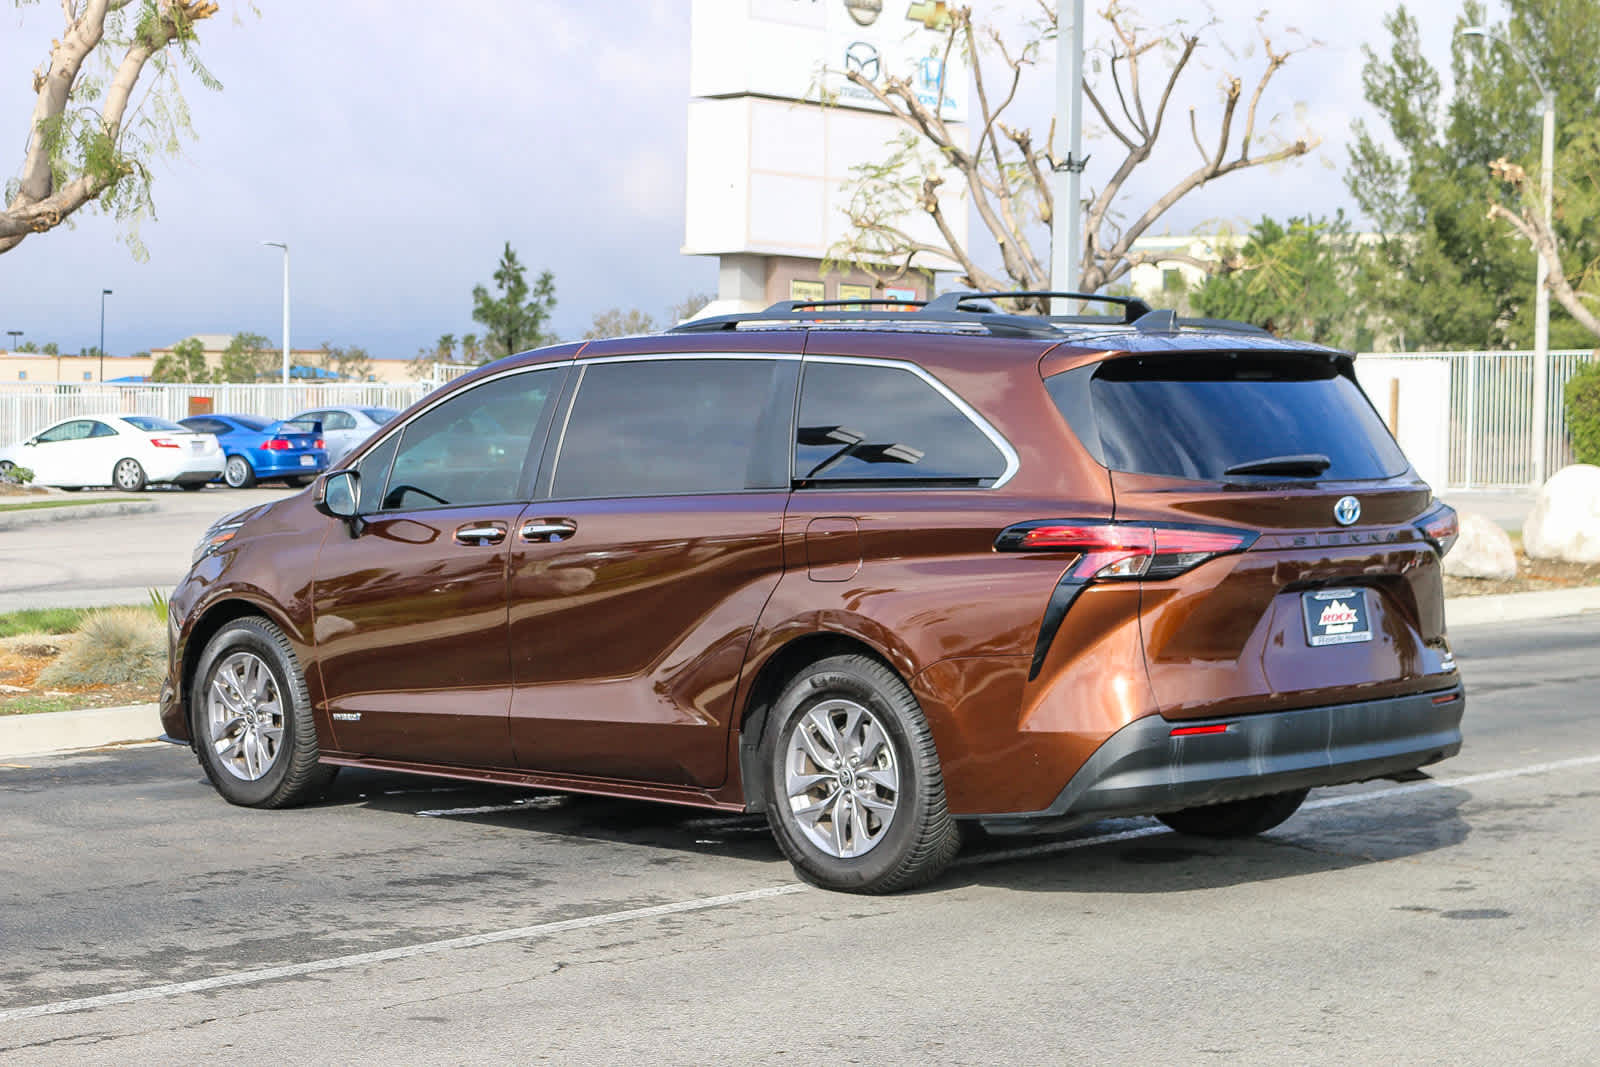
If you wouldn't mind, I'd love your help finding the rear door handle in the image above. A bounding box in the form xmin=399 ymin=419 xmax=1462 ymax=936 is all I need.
xmin=519 ymin=519 xmax=577 ymax=543
xmin=454 ymin=522 xmax=507 ymax=546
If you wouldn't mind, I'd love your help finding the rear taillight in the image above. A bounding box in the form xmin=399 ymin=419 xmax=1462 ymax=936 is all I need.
xmin=1414 ymin=503 xmax=1459 ymax=557
xmin=995 ymin=521 xmax=1256 ymax=580
xmin=314 ymin=438 xmax=325 ymax=450
xmin=261 ymin=438 xmax=292 ymax=451
xmin=150 ymin=437 xmax=180 ymax=449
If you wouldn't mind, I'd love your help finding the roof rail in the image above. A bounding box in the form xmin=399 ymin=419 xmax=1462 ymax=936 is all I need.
xmin=926 ymin=290 xmax=1153 ymax=324
xmin=667 ymin=291 xmax=1271 ymax=340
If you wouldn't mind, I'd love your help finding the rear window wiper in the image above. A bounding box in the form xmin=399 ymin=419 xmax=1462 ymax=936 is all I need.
xmin=1223 ymin=453 xmax=1332 ymax=477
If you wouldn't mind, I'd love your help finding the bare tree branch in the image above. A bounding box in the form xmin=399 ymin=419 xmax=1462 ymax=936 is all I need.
xmin=1488 ymin=158 xmax=1600 ymax=338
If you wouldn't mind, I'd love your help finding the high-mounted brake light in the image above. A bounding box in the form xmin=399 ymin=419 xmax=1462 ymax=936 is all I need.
xmin=1414 ymin=503 xmax=1459 ymax=558
xmin=995 ymin=521 xmax=1255 ymax=580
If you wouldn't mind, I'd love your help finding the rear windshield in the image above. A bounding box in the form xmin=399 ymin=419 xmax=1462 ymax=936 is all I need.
xmin=1046 ymin=354 xmax=1408 ymax=481
xmin=230 ymin=414 xmax=273 ymax=431
xmin=121 ymin=416 xmax=186 ymax=432
xmin=362 ymin=408 xmax=399 ymax=424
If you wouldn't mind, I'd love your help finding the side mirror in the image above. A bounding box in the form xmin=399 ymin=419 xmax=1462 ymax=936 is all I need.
xmin=317 ymin=470 xmax=360 ymax=520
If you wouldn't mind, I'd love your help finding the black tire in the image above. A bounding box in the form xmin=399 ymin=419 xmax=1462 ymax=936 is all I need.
xmin=1156 ymin=788 xmax=1310 ymax=838
xmin=762 ymin=654 xmax=960 ymax=894
xmin=223 ymin=454 xmax=257 ymax=489
xmin=112 ymin=457 xmax=146 ymax=492
xmin=190 ymin=616 xmax=334 ymax=808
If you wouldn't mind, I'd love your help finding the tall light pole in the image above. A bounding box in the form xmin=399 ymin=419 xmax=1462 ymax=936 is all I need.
xmin=262 ymin=240 xmax=291 ymax=415
xmin=5 ymin=330 xmax=20 ymax=351
xmin=1049 ymin=0 xmax=1086 ymax=314
xmin=98 ymin=288 xmax=113 ymax=383
xmin=1462 ymin=25 xmax=1553 ymax=487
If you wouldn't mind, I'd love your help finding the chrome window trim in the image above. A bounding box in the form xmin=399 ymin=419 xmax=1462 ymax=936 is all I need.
xmin=799 ymin=354 xmax=1021 ymax=490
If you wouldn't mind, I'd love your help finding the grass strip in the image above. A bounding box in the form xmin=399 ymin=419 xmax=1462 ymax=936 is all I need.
xmin=0 ymin=498 xmax=145 ymax=514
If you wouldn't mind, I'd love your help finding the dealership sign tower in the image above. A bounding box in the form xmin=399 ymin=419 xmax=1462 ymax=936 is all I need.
xmin=684 ymin=0 xmax=970 ymax=317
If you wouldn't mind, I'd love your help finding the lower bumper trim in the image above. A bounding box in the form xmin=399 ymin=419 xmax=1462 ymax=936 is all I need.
xmin=976 ymin=687 xmax=1465 ymax=835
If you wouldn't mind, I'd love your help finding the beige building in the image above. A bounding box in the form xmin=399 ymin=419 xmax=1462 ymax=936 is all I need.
xmin=2 ymin=334 xmax=415 ymax=385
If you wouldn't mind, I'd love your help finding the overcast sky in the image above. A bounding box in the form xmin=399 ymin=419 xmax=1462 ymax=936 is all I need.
xmin=1 ymin=0 xmax=1472 ymax=360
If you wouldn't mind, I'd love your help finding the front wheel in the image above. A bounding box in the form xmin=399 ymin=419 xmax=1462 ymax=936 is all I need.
xmin=762 ymin=654 xmax=960 ymax=894
xmin=223 ymin=455 xmax=256 ymax=489
xmin=112 ymin=457 xmax=146 ymax=492
xmin=190 ymin=617 xmax=334 ymax=808
xmin=1156 ymin=788 xmax=1309 ymax=838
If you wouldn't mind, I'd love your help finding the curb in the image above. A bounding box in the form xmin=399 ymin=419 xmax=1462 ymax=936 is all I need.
xmin=0 ymin=499 xmax=158 ymax=530
xmin=1446 ymin=585 xmax=1600 ymax=628
xmin=0 ymin=703 xmax=162 ymax=758
xmin=3 ymin=587 xmax=1597 ymax=759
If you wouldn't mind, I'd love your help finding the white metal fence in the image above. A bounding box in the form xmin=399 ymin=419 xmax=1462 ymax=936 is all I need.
xmin=0 ymin=382 xmax=430 ymax=450
xmin=1357 ymin=349 xmax=1596 ymax=490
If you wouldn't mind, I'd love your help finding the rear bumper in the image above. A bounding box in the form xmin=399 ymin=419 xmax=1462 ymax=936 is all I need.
xmin=247 ymin=452 xmax=327 ymax=479
xmin=975 ymin=686 xmax=1464 ymax=835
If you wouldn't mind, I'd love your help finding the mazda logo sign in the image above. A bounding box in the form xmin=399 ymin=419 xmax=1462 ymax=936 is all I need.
xmin=1334 ymin=496 xmax=1361 ymax=526
xmin=844 ymin=41 xmax=880 ymax=81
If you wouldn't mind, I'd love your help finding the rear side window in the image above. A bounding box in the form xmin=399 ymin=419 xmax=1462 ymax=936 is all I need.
xmin=122 ymin=416 xmax=185 ymax=432
xmin=1047 ymin=354 xmax=1408 ymax=481
xmin=551 ymin=358 xmax=786 ymax=499
xmin=795 ymin=361 xmax=1007 ymax=487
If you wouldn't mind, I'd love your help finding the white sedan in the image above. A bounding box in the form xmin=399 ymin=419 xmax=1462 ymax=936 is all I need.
xmin=0 ymin=414 xmax=224 ymax=492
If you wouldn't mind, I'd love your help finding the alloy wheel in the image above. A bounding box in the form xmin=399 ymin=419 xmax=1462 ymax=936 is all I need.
xmin=206 ymin=651 xmax=285 ymax=781
xmin=783 ymin=698 xmax=900 ymax=858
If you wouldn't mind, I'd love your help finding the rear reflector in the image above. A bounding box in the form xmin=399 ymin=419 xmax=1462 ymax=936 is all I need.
xmin=1170 ymin=723 xmax=1231 ymax=737
xmin=995 ymin=520 xmax=1256 ymax=580
xmin=1431 ymin=691 xmax=1461 ymax=705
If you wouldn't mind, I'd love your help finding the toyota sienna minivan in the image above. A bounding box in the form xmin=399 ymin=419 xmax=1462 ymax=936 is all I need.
xmin=161 ymin=293 xmax=1464 ymax=893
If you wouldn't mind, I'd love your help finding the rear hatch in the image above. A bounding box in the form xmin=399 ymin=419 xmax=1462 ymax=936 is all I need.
xmin=268 ymin=419 xmax=326 ymax=460
xmin=1046 ymin=349 xmax=1457 ymax=719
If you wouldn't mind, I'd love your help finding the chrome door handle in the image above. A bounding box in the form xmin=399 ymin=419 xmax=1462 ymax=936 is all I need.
xmin=454 ymin=522 xmax=507 ymax=546
xmin=519 ymin=519 xmax=577 ymax=543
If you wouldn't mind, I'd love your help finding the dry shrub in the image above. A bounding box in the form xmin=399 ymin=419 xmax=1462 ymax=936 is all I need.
xmin=38 ymin=608 xmax=165 ymax=688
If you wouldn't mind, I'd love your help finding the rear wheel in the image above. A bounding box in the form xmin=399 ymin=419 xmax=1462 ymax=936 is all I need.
xmin=190 ymin=617 xmax=334 ymax=808
xmin=112 ymin=457 xmax=146 ymax=492
xmin=224 ymin=455 xmax=256 ymax=489
xmin=762 ymin=654 xmax=960 ymax=893
xmin=1156 ymin=788 xmax=1309 ymax=838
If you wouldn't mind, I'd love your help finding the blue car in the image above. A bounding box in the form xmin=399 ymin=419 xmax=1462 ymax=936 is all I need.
xmin=179 ymin=413 xmax=329 ymax=488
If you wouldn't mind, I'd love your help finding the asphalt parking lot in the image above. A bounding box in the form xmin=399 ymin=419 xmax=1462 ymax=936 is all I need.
xmin=2 ymin=615 xmax=1597 ymax=1062
xmin=0 ymin=485 xmax=287 ymax=612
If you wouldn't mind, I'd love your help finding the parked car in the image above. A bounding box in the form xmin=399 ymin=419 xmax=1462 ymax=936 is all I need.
xmin=0 ymin=413 xmax=222 ymax=491
xmin=288 ymin=405 xmax=398 ymax=465
xmin=179 ymin=413 xmax=328 ymax=489
xmin=160 ymin=294 xmax=1464 ymax=893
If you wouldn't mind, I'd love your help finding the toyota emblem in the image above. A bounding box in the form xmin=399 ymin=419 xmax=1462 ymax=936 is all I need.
xmin=1333 ymin=496 xmax=1361 ymax=526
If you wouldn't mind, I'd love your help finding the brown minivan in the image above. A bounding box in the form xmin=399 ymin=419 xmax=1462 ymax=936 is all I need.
xmin=160 ymin=293 xmax=1464 ymax=893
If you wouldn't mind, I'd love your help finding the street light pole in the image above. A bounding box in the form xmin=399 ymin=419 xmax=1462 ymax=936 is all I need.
xmin=98 ymin=288 xmax=113 ymax=383
xmin=262 ymin=241 xmax=290 ymax=416
xmin=1049 ymin=0 xmax=1086 ymax=314
xmin=1462 ymin=26 xmax=1553 ymax=487
xmin=5 ymin=330 xmax=20 ymax=351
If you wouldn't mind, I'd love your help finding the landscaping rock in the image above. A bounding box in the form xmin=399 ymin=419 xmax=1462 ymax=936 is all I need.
xmin=1524 ymin=464 xmax=1600 ymax=563
xmin=1443 ymin=511 xmax=1518 ymax=580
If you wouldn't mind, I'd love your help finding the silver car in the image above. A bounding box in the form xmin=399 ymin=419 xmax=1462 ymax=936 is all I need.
xmin=288 ymin=405 xmax=399 ymax=465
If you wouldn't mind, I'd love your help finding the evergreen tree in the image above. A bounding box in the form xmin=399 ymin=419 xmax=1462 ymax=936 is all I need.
xmin=471 ymin=243 xmax=556 ymax=357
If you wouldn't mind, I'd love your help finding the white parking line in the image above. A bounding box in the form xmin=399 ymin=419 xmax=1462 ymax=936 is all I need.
xmin=5 ymin=752 xmax=1598 ymax=1025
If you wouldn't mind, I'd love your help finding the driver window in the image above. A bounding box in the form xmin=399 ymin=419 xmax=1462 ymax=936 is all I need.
xmin=37 ymin=420 xmax=95 ymax=444
xmin=378 ymin=367 xmax=558 ymax=510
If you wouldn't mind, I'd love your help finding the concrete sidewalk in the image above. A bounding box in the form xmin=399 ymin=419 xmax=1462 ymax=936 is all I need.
xmin=4 ymin=586 xmax=1598 ymax=759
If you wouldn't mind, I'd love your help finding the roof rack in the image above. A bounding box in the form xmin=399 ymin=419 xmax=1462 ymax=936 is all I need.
xmin=667 ymin=290 xmax=1271 ymax=340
